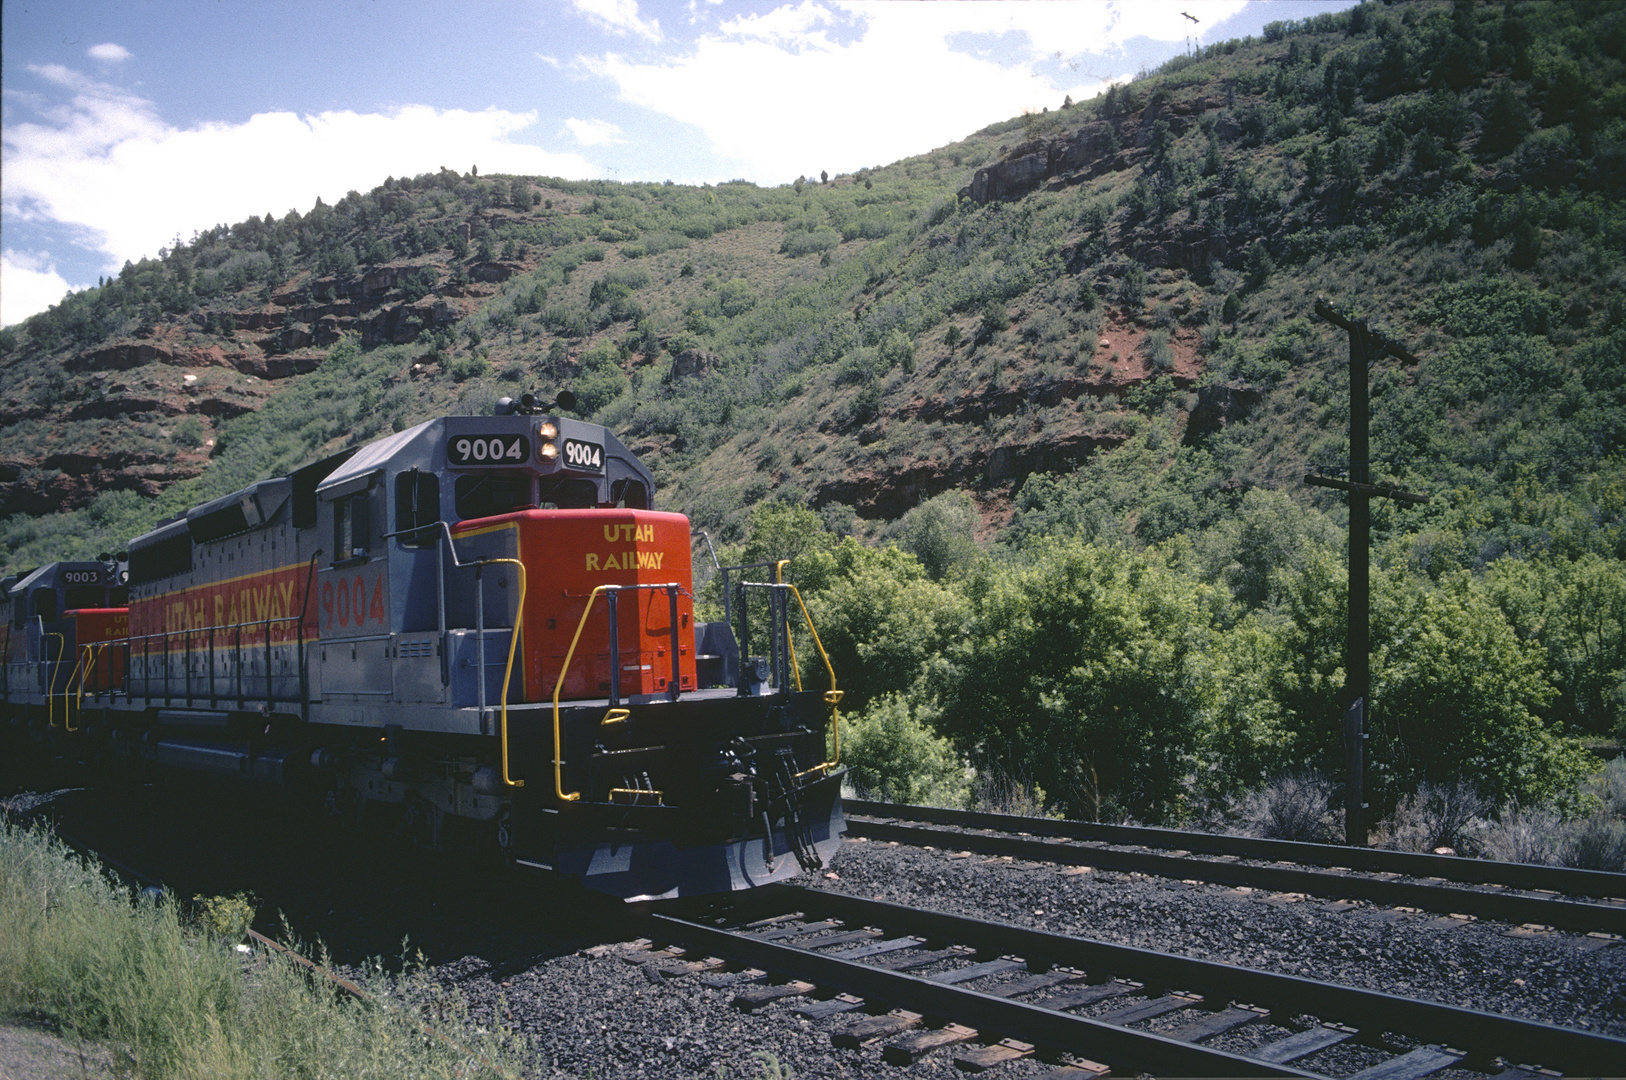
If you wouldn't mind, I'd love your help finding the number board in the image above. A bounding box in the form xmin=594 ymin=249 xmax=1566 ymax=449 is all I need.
xmin=562 ymin=438 xmax=604 ymax=472
xmin=447 ymin=434 xmax=530 ymax=466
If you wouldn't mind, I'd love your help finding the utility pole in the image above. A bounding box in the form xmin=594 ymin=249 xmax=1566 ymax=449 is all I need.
xmin=1305 ymin=299 xmax=1428 ymax=847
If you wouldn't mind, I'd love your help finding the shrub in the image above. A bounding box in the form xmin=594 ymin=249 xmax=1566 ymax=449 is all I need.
xmin=1144 ymin=329 xmax=1174 ymax=372
xmin=782 ymin=228 xmax=840 ymax=257
xmin=841 ymin=695 xmax=969 ymax=807
xmin=1376 ymin=781 xmax=1490 ymax=853
xmin=448 ymin=356 xmax=488 ymax=382
xmin=1560 ymin=813 xmax=1626 ymax=872
xmin=173 ymin=417 xmax=208 ymax=448
xmin=1237 ymin=772 xmax=1341 ymax=842
xmin=193 ymin=891 xmax=259 ymax=943
xmin=1479 ymin=806 xmax=1564 ymax=865
xmin=1117 ymin=263 xmax=1147 ymax=308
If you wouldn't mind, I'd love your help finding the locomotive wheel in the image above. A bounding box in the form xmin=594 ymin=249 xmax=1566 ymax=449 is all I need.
xmin=401 ymin=797 xmax=441 ymax=850
xmin=495 ymin=809 xmax=515 ymax=867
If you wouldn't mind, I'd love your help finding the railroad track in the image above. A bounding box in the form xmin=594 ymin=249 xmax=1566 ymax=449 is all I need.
xmin=845 ymin=800 xmax=1626 ymax=937
xmin=641 ymin=884 xmax=1626 ymax=1079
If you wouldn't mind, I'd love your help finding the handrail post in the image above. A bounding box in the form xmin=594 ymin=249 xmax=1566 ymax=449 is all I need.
xmin=735 ymin=581 xmax=750 ymax=697
xmin=264 ymin=614 xmax=272 ymax=706
xmin=606 ymin=586 xmax=621 ymax=707
xmin=476 ymin=564 xmax=487 ymax=722
xmin=437 ymin=529 xmax=449 ymax=687
xmin=781 ymin=586 xmax=791 ymax=690
xmin=208 ymin=624 xmax=216 ymax=706
xmin=298 ymin=551 xmax=320 ymax=722
xmin=667 ymin=585 xmax=681 ymax=702
xmin=553 ymin=584 xmax=609 ymax=803
xmin=235 ymin=622 xmax=243 ymax=709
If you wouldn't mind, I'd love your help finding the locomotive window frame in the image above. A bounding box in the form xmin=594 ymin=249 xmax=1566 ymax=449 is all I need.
xmin=611 ymin=478 xmax=650 ymax=510
xmin=394 ymin=469 xmax=441 ymax=548
xmin=538 ymin=477 xmax=600 ymax=510
xmin=454 ymin=472 xmax=534 ymax=521
xmin=333 ymin=491 xmax=372 ymax=565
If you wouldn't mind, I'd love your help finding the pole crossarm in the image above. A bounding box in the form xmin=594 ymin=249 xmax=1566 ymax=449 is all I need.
xmin=1314 ymin=298 xmax=1422 ymax=366
xmin=1304 ymin=474 xmax=1431 ymax=504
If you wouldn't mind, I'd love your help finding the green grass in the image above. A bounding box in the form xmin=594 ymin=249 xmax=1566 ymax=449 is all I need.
xmin=0 ymin=821 xmax=522 ymax=1080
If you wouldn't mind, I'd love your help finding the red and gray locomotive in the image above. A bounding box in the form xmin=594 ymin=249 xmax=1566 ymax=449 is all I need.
xmin=2 ymin=392 xmax=845 ymax=900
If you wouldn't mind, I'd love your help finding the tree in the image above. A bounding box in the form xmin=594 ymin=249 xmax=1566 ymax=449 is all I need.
xmin=1269 ymin=556 xmax=1592 ymax=810
xmin=1476 ymin=79 xmax=1531 ymax=158
xmin=898 ymin=491 xmax=982 ymax=581
xmin=1118 ymin=262 xmax=1147 ymax=308
xmin=1302 ymin=142 xmax=1326 ymax=189
xmin=935 ymin=540 xmax=1218 ymax=822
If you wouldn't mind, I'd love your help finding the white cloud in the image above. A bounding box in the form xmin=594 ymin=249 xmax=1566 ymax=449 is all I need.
xmin=0 ymin=251 xmax=88 ymax=327
xmin=585 ymin=0 xmax=1228 ymax=183
xmin=0 ymin=68 xmax=602 ymax=323
xmin=87 ymin=43 xmax=132 ymax=63
xmin=719 ymin=1 xmax=836 ymax=45
xmin=565 ymin=118 xmax=626 ymax=146
xmin=572 ymin=0 xmax=661 ymax=42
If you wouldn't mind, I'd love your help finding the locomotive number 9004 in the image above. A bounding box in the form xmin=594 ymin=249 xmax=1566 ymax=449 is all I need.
xmin=448 ymin=435 xmax=530 ymax=465
xmin=562 ymin=438 xmax=604 ymax=472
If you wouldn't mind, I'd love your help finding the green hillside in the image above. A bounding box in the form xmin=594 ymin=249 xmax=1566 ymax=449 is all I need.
xmin=3 ymin=0 xmax=1623 ymax=837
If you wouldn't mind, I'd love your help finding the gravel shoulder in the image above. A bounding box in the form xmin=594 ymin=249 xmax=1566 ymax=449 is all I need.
xmin=0 ymin=1020 xmax=118 ymax=1080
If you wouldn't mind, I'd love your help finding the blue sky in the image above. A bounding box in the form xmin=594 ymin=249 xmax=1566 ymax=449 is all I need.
xmin=1 ymin=0 xmax=1357 ymax=326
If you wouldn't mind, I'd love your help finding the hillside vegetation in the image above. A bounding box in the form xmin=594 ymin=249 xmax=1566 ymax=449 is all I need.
xmin=2 ymin=0 xmax=1623 ymax=839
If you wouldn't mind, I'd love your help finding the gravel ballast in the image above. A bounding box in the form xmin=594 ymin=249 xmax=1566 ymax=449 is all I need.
xmin=5 ymin=783 xmax=1622 ymax=1078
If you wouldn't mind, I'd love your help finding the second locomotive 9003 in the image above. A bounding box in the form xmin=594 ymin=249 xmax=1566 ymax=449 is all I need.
xmin=1 ymin=390 xmax=845 ymax=901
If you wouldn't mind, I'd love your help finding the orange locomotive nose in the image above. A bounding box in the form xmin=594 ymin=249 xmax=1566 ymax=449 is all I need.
xmin=452 ymin=508 xmax=698 ymax=702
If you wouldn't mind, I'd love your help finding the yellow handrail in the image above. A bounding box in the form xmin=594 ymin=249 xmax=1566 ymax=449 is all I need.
xmin=552 ymin=584 xmax=612 ymax=802
xmin=553 ymin=581 xmax=839 ymax=803
xmin=68 ymin=643 xmax=108 ymax=732
xmin=774 ymin=559 xmax=804 ymax=692
xmin=484 ymin=558 xmax=527 ymax=789
xmin=783 ymin=584 xmax=842 ymax=774
xmin=43 ymin=634 xmax=67 ymax=731
xmin=76 ymin=643 xmax=107 ymax=702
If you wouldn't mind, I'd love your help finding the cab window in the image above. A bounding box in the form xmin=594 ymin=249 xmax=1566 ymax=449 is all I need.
xmin=395 ymin=470 xmax=441 ymax=547
xmin=538 ymin=478 xmax=600 ymax=509
xmin=334 ymin=492 xmax=371 ymax=562
xmin=454 ymin=473 xmax=533 ymax=520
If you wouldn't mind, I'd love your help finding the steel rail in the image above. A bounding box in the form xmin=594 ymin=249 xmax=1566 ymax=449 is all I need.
xmin=846 ymin=799 xmax=1626 ymax=899
xmin=661 ymin=885 xmax=1626 ymax=1078
xmin=648 ymin=912 xmax=1319 ymax=1078
xmin=846 ymin=814 xmax=1626 ymax=936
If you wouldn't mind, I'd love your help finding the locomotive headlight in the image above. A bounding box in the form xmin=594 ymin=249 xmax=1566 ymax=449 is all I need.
xmin=537 ymin=420 xmax=560 ymax=463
